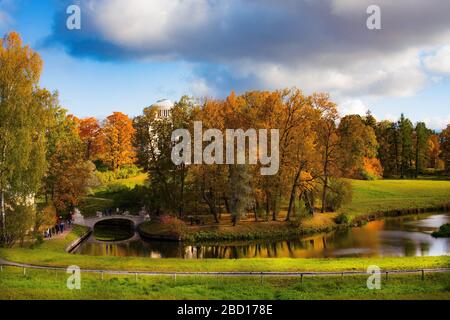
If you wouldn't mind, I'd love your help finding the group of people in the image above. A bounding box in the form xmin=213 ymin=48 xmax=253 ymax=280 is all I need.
xmin=43 ymin=215 xmax=73 ymax=239
xmin=100 ymin=208 xmax=128 ymax=217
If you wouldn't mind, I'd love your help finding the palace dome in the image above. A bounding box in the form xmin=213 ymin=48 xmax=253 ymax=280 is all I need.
xmin=151 ymin=99 xmax=174 ymax=110
xmin=151 ymin=99 xmax=174 ymax=119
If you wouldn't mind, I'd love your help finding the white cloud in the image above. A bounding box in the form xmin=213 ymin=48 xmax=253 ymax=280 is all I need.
xmin=423 ymin=115 xmax=450 ymax=131
xmin=424 ymin=46 xmax=450 ymax=75
xmin=338 ymin=99 xmax=369 ymax=117
xmin=190 ymin=78 xmax=214 ymax=97
xmin=51 ymin=0 xmax=450 ymax=100
xmin=90 ymin=0 xmax=212 ymax=50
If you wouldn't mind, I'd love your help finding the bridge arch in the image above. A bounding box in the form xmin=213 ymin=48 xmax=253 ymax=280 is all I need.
xmin=76 ymin=214 xmax=145 ymax=229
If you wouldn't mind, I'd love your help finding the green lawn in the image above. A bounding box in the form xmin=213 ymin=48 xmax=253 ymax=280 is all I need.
xmin=80 ymin=173 xmax=148 ymax=216
xmin=345 ymin=179 xmax=450 ymax=218
xmin=1 ymin=267 xmax=449 ymax=300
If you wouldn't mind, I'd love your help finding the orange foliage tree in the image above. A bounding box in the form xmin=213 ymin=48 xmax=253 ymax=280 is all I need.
xmin=103 ymin=112 xmax=136 ymax=171
xmin=77 ymin=117 xmax=105 ymax=161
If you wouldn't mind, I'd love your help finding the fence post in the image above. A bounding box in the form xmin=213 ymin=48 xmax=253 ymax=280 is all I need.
xmin=135 ymin=273 xmax=138 ymax=282
xmin=385 ymin=272 xmax=388 ymax=281
xmin=174 ymin=274 xmax=177 ymax=282
xmin=300 ymin=274 xmax=303 ymax=284
xmin=0 ymin=265 xmax=3 ymax=272
xmin=421 ymin=269 xmax=425 ymax=281
xmin=101 ymin=272 xmax=104 ymax=281
xmin=260 ymin=273 xmax=263 ymax=285
xmin=23 ymin=267 xmax=26 ymax=276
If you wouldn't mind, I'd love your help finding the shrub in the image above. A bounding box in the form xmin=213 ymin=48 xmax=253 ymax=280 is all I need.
xmin=95 ymin=165 xmax=141 ymax=185
xmin=325 ymin=179 xmax=353 ymax=212
xmin=334 ymin=213 xmax=349 ymax=225
xmin=432 ymin=224 xmax=450 ymax=238
xmin=360 ymin=157 xmax=383 ymax=180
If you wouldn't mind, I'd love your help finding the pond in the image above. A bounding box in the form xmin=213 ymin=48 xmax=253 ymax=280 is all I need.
xmin=73 ymin=212 xmax=450 ymax=259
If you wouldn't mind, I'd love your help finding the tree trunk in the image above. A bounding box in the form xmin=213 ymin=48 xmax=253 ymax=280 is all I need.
xmin=415 ymin=139 xmax=419 ymax=179
xmin=321 ymin=175 xmax=328 ymax=213
xmin=203 ymin=188 xmax=219 ymax=223
xmin=286 ymin=168 xmax=301 ymax=221
xmin=0 ymin=190 xmax=5 ymax=242
xmin=253 ymin=196 xmax=259 ymax=222
xmin=223 ymin=197 xmax=230 ymax=214
xmin=179 ymin=164 xmax=185 ymax=219
xmin=265 ymin=192 xmax=270 ymax=220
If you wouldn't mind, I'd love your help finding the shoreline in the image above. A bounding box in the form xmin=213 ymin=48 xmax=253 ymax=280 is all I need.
xmin=136 ymin=203 xmax=450 ymax=244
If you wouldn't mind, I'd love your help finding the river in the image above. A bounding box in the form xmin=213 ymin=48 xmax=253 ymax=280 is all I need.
xmin=73 ymin=212 xmax=450 ymax=259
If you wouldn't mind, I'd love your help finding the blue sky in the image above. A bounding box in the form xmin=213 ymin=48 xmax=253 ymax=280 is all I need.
xmin=1 ymin=0 xmax=449 ymax=129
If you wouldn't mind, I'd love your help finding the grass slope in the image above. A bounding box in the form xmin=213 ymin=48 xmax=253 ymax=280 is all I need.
xmin=345 ymin=179 xmax=450 ymax=218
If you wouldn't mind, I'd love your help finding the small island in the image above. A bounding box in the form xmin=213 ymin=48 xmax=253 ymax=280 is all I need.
xmin=432 ymin=224 xmax=450 ymax=238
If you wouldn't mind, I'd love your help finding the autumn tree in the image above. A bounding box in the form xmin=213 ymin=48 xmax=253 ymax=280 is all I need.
xmin=312 ymin=93 xmax=340 ymax=213
xmin=338 ymin=115 xmax=379 ymax=179
xmin=77 ymin=117 xmax=105 ymax=161
xmin=0 ymin=32 xmax=49 ymax=246
xmin=43 ymin=106 xmax=97 ymax=214
xmin=441 ymin=125 xmax=450 ymax=173
xmin=103 ymin=112 xmax=136 ymax=171
xmin=427 ymin=134 xmax=441 ymax=169
xmin=192 ymin=98 xmax=229 ymax=222
xmin=285 ymin=103 xmax=320 ymax=221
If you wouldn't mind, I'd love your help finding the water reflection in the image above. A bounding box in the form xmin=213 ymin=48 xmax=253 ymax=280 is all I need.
xmin=74 ymin=213 xmax=450 ymax=259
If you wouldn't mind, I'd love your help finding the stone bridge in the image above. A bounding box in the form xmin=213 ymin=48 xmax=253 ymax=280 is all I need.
xmin=74 ymin=213 xmax=146 ymax=229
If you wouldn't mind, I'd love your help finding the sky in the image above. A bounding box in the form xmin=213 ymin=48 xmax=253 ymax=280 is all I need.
xmin=0 ymin=0 xmax=449 ymax=129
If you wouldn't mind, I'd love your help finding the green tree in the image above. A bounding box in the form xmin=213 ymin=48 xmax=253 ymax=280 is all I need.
xmin=0 ymin=32 xmax=49 ymax=246
xmin=229 ymin=165 xmax=252 ymax=226
xmin=134 ymin=96 xmax=195 ymax=217
xmin=375 ymin=120 xmax=397 ymax=177
xmin=414 ymin=122 xmax=430 ymax=178
xmin=398 ymin=114 xmax=414 ymax=178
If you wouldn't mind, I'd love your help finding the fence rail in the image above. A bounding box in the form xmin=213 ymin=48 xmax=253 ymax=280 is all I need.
xmin=1 ymin=259 xmax=449 ymax=279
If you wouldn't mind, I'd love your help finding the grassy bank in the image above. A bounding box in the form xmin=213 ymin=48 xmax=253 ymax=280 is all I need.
xmin=345 ymin=179 xmax=450 ymax=218
xmin=138 ymin=214 xmax=338 ymax=242
xmin=1 ymin=266 xmax=449 ymax=300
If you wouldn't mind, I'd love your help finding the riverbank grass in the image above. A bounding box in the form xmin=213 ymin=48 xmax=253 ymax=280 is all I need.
xmin=345 ymin=179 xmax=450 ymax=218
